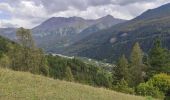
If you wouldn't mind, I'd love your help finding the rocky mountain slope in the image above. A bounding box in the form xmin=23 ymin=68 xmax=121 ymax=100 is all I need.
xmin=32 ymin=15 xmax=126 ymax=52
xmin=0 ymin=15 xmax=126 ymax=53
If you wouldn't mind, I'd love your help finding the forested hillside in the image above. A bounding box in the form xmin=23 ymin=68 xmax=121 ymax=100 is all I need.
xmin=0 ymin=2 xmax=170 ymax=100
xmin=0 ymin=27 xmax=169 ymax=99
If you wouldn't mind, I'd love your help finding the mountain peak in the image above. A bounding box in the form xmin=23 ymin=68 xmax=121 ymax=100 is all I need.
xmin=46 ymin=16 xmax=84 ymax=21
xmin=103 ymin=15 xmax=114 ymax=19
xmin=68 ymin=16 xmax=85 ymax=21
xmin=35 ymin=16 xmax=86 ymax=29
xmin=97 ymin=15 xmax=114 ymax=21
xmin=96 ymin=15 xmax=126 ymax=24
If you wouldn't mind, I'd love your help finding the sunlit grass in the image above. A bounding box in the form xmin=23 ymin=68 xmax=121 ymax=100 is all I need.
xmin=0 ymin=68 xmax=153 ymax=100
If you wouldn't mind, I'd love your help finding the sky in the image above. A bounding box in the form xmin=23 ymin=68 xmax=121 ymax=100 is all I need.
xmin=0 ymin=0 xmax=170 ymax=28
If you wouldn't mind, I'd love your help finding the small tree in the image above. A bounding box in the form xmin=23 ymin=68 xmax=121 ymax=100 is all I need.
xmin=114 ymin=79 xmax=134 ymax=94
xmin=65 ymin=67 xmax=74 ymax=82
xmin=16 ymin=27 xmax=35 ymax=72
xmin=36 ymin=49 xmax=49 ymax=76
xmin=0 ymin=54 xmax=10 ymax=68
xmin=113 ymin=55 xmax=129 ymax=84
xmin=10 ymin=27 xmax=49 ymax=75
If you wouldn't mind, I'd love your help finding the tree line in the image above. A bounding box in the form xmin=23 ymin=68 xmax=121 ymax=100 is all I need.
xmin=112 ymin=38 xmax=170 ymax=99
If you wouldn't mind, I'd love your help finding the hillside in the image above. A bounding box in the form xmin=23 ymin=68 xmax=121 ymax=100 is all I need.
xmin=0 ymin=68 xmax=146 ymax=100
xmin=0 ymin=35 xmax=16 ymax=57
xmin=62 ymin=3 xmax=170 ymax=62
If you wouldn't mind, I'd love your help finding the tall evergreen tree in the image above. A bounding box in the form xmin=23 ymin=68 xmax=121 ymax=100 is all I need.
xmin=129 ymin=42 xmax=145 ymax=86
xmin=149 ymin=38 xmax=170 ymax=75
xmin=113 ymin=55 xmax=129 ymax=84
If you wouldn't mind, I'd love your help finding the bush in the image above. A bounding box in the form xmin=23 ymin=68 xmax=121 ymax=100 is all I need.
xmin=136 ymin=73 xmax=170 ymax=99
xmin=113 ymin=79 xmax=134 ymax=94
xmin=136 ymin=83 xmax=164 ymax=99
xmin=148 ymin=73 xmax=170 ymax=93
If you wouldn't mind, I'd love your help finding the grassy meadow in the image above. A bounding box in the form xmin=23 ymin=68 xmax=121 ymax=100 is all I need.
xmin=0 ymin=68 xmax=152 ymax=100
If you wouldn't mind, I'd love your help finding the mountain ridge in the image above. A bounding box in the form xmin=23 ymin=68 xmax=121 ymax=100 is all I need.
xmin=62 ymin=3 xmax=170 ymax=62
xmin=0 ymin=15 xmax=126 ymax=54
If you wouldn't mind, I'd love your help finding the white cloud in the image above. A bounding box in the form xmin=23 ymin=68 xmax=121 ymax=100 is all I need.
xmin=13 ymin=1 xmax=47 ymax=19
xmin=0 ymin=1 xmax=49 ymax=28
xmin=0 ymin=3 xmax=13 ymax=12
xmin=0 ymin=0 xmax=170 ymax=28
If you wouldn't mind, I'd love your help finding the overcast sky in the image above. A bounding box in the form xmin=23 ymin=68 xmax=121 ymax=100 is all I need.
xmin=0 ymin=0 xmax=170 ymax=28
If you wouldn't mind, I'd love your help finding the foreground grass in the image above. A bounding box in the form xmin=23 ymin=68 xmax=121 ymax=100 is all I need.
xmin=0 ymin=68 xmax=149 ymax=100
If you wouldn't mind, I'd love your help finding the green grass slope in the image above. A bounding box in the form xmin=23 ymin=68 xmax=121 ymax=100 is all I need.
xmin=0 ymin=68 xmax=148 ymax=100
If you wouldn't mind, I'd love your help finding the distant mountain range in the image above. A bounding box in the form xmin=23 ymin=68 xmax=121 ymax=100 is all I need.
xmin=0 ymin=15 xmax=126 ymax=54
xmin=1 ymin=3 xmax=170 ymax=62
xmin=0 ymin=28 xmax=16 ymax=40
xmin=62 ymin=3 xmax=170 ymax=62
xmin=32 ymin=15 xmax=126 ymax=52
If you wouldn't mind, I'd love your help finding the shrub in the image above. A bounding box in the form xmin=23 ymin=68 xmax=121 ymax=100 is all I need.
xmin=65 ymin=66 xmax=74 ymax=82
xmin=113 ymin=79 xmax=134 ymax=94
xmin=136 ymin=73 xmax=170 ymax=99
xmin=136 ymin=83 xmax=164 ymax=99
xmin=148 ymin=73 xmax=170 ymax=93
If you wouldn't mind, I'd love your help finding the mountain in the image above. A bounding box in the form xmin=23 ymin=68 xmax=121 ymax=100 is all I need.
xmin=90 ymin=15 xmax=125 ymax=30
xmin=32 ymin=15 xmax=126 ymax=52
xmin=0 ymin=28 xmax=16 ymax=40
xmin=31 ymin=16 xmax=95 ymax=52
xmin=0 ymin=68 xmax=145 ymax=100
xmin=32 ymin=16 xmax=95 ymax=37
xmin=1 ymin=4 xmax=170 ymax=62
xmin=62 ymin=3 xmax=170 ymax=62
xmin=134 ymin=3 xmax=170 ymax=20
xmin=32 ymin=15 xmax=125 ymax=37
xmin=0 ymin=15 xmax=126 ymax=53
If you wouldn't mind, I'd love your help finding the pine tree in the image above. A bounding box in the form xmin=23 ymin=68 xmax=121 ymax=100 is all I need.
xmin=129 ymin=42 xmax=145 ymax=86
xmin=65 ymin=67 xmax=74 ymax=82
xmin=149 ymin=38 xmax=170 ymax=75
xmin=113 ymin=55 xmax=129 ymax=84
